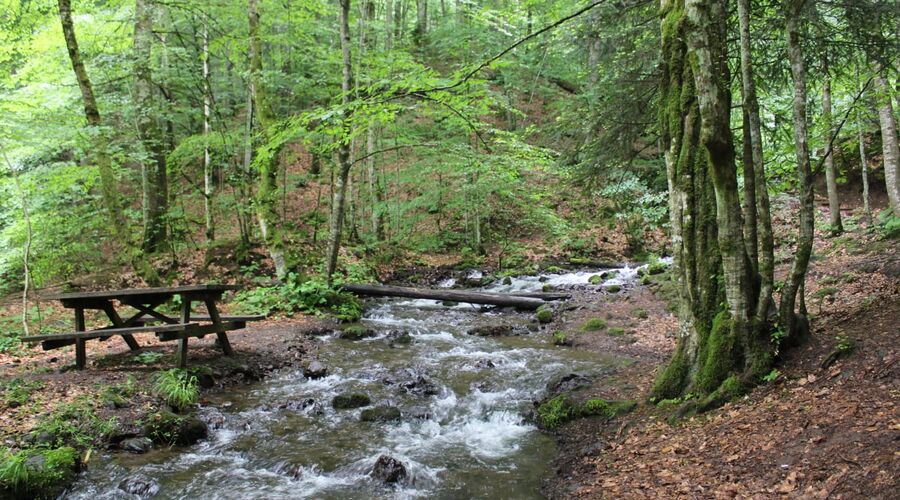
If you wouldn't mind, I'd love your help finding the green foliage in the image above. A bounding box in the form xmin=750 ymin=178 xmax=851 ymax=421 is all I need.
xmin=607 ymin=327 xmax=626 ymax=336
xmin=874 ymin=211 xmax=900 ymax=239
xmin=535 ymin=306 xmax=553 ymax=324
xmin=234 ymin=273 xmax=362 ymax=321
xmin=133 ymin=351 xmax=166 ymax=365
xmin=581 ymin=399 xmax=637 ymax=419
xmin=581 ymin=318 xmax=607 ymax=331
xmin=0 ymin=446 xmax=78 ymax=496
xmin=551 ymin=331 xmax=568 ymax=346
xmin=29 ymin=398 xmax=116 ymax=448
xmin=536 ymin=395 xmax=577 ymax=430
xmin=761 ymin=369 xmax=781 ymax=383
xmin=153 ymin=369 xmax=199 ymax=411
xmin=3 ymin=379 xmax=42 ymax=407
xmin=633 ymin=308 xmax=649 ymax=319
xmin=814 ymin=287 xmax=839 ymax=299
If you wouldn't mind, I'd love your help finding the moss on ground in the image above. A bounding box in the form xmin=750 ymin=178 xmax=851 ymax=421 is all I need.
xmin=582 ymin=318 xmax=607 ymax=331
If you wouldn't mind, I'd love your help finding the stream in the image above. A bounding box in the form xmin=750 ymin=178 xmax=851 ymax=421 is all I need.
xmin=65 ymin=265 xmax=648 ymax=499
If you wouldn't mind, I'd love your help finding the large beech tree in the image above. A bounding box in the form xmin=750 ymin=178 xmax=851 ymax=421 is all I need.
xmin=651 ymin=0 xmax=774 ymax=406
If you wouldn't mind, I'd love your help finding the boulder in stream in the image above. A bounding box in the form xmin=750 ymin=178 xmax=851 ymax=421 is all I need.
xmin=371 ymin=455 xmax=408 ymax=484
xmin=143 ymin=411 xmax=208 ymax=446
xmin=337 ymin=325 xmax=377 ymax=341
xmin=466 ymin=324 xmax=527 ymax=337
xmin=120 ymin=437 xmax=154 ymax=454
xmin=304 ymin=360 xmax=328 ymax=379
xmin=360 ymin=405 xmax=402 ymax=422
xmin=332 ymin=393 xmax=371 ymax=409
xmin=381 ymin=367 xmax=440 ymax=397
xmin=118 ymin=474 xmax=160 ymax=497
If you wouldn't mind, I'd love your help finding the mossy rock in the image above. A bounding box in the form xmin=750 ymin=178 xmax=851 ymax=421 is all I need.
xmin=551 ymin=331 xmax=570 ymax=346
xmin=647 ymin=263 xmax=667 ymax=275
xmin=582 ymin=318 xmax=607 ymax=331
xmin=542 ymin=284 xmax=556 ymax=292
xmin=502 ymin=276 xmax=513 ymax=285
xmin=338 ymin=325 xmax=376 ymax=340
xmin=605 ymin=285 xmax=622 ymax=293
xmin=535 ymin=306 xmax=554 ymax=324
xmin=588 ymin=275 xmax=603 ymax=285
xmin=332 ymin=393 xmax=371 ymax=409
xmin=580 ymin=398 xmax=637 ymax=419
xmin=143 ymin=411 xmax=208 ymax=446
xmin=360 ymin=406 xmax=401 ymax=422
xmin=633 ymin=308 xmax=649 ymax=319
xmin=600 ymin=270 xmax=619 ymax=279
xmin=640 ymin=275 xmax=653 ymax=286
xmin=0 ymin=446 xmax=78 ymax=499
xmin=536 ymin=395 xmax=578 ymax=429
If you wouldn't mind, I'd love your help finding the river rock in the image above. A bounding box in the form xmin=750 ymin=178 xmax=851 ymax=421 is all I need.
xmin=118 ymin=474 xmax=160 ymax=497
xmin=121 ymin=437 xmax=154 ymax=454
xmin=144 ymin=412 xmax=208 ymax=446
xmin=304 ymin=360 xmax=328 ymax=379
xmin=466 ymin=324 xmax=524 ymax=337
xmin=403 ymin=406 xmax=433 ymax=420
xmin=360 ymin=406 xmax=402 ymax=422
xmin=371 ymin=455 xmax=407 ymax=484
xmin=386 ymin=330 xmax=413 ymax=346
xmin=381 ymin=368 xmax=440 ymax=397
xmin=546 ymin=373 xmax=592 ymax=395
xmin=474 ymin=358 xmax=496 ymax=369
xmin=196 ymin=373 xmax=216 ymax=389
xmin=337 ymin=325 xmax=376 ymax=340
xmin=332 ymin=393 xmax=371 ymax=409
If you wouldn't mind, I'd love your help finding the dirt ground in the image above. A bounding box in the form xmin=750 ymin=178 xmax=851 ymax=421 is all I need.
xmin=541 ymin=207 xmax=900 ymax=499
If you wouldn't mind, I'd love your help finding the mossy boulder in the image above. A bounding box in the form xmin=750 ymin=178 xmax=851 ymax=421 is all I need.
xmin=605 ymin=285 xmax=622 ymax=293
xmin=338 ymin=325 xmax=376 ymax=340
xmin=360 ymin=406 xmax=401 ymax=422
xmin=143 ymin=411 xmax=208 ymax=446
xmin=581 ymin=398 xmax=637 ymax=419
xmin=535 ymin=306 xmax=554 ymax=324
xmin=551 ymin=331 xmax=570 ymax=346
xmin=332 ymin=393 xmax=371 ymax=409
xmin=582 ymin=318 xmax=607 ymax=331
xmin=0 ymin=446 xmax=78 ymax=499
xmin=588 ymin=275 xmax=603 ymax=285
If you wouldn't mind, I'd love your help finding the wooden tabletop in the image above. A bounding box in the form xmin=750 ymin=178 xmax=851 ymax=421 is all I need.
xmin=42 ymin=284 xmax=241 ymax=301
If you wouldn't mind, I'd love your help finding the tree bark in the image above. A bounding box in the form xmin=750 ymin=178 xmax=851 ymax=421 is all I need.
xmin=857 ymin=67 xmax=871 ymax=216
xmin=414 ymin=0 xmax=428 ymax=45
xmin=822 ymin=59 xmax=843 ymax=233
xmin=325 ymin=0 xmax=355 ymax=283
xmin=203 ymin=22 xmax=215 ymax=243
xmin=875 ymin=73 xmax=900 ymax=217
xmin=57 ymin=0 xmax=128 ymax=242
xmin=737 ymin=0 xmax=773 ymax=326
xmin=385 ymin=0 xmax=394 ymax=49
xmin=133 ymin=0 xmax=169 ymax=253
xmin=779 ymin=0 xmax=814 ymax=342
xmin=366 ymin=120 xmax=384 ymax=239
xmin=249 ymin=0 xmax=288 ymax=277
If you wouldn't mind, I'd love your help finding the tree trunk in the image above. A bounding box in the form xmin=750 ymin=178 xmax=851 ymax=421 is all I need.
xmin=325 ymin=0 xmax=354 ymax=283
xmin=651 ymin=0 xmax=771 ymax=405
xmin=366 ymin=121 xmax=384 ymax=239
xmin=249 ymin=0 xmax=288 ymax=277
xmin=822 ymin=60 xmax=843 ymax=233
xmin=779 ymin=0 xmax=814 ymax=342
xmin=385 ymin=0 xmax=394 ymax=49
xmin=57 ymin=0 xmax=128 ymax=243
xmin=133 ymin=0 xmax=169 ymax=253
xmin=857 ymin=67 xmax=871 ymax=216
xmin=203 ymin=22 xmax=215 ymax=243
xmin=414 ymin=0 xmax=427 ymax=45
xmin=875 ymin=74 xmax=900 ymax=217
xmin=737 ymin=0 xmax=774 ymax=324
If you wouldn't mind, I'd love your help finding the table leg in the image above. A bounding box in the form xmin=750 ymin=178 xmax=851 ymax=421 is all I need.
xmin=74 ymin=308 xmax=86 ymax=370
xmin=101 ymin=301 xmax=141 ymax=351
xmin=204 ymin=298 xmax=234 ymax=356
xmin=176 ymin=298 xmax=191 ymax=368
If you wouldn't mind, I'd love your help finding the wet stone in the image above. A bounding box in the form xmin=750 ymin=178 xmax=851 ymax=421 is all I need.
xmin=332 ymin=393 xmax=371 ymax=409
xmin=474 ymin=358 xmax=496 ymax=369
xmin=360 ymin=406 xmax=402 ymax=422
xmin=121 ymin=437 xmax=154 ymax=454
xmin=118 ymin=474 xmax=160 ymax=498
xmin=371 ymin=455 xmax=407 ymax=484
xmin=304 ymin=360 xmax=328 ymax=379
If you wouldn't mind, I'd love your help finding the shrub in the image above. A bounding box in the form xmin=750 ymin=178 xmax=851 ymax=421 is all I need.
xmin=551 ymin=331 xmax=569 ymax=346
xmin=633 ymin=308 xmax=648 ymax=319
xmin=537 ymin=395 xmax=576 ymax=429
xmin=234 ymin=273 xmax=361 ymax=321
xmin=0 ymin=446 xmax=78 ymax=496
xmin=582 ymin=318 xmax=607 ymax=331
xmin=535 ymin=307 xmax=553 ymax=324
xmin=607 ymin=327 xmax=626 ymax=336
xmin=153 ymin=369 xmax=199 ymax=411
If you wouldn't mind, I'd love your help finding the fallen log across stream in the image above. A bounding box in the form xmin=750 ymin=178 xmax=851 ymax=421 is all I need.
xmin=340 ymin=284 xmax=568 ymax=310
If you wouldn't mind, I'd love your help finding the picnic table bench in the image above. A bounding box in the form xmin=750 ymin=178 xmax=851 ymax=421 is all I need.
xmin=22 ymin=285 xmax=264 ymax=369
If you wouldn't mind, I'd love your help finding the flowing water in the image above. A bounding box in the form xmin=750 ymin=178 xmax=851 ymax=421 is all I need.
xmin=66 ymin=265 xmax=654 ymax=499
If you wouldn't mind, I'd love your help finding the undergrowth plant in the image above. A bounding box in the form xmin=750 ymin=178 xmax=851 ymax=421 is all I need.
xmin=153 ymin=369 xmax=199 ymax=411
xmin=234 ymin=272 xmax=361 ymax=321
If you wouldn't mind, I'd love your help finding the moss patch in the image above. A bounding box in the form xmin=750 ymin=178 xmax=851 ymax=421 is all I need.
xmin=0 ymin=446 xmax=78 ymax=499
xmin=535 ymin=307 xmax=554 ymax=324
xmin=582 ymin=318 xmax=607 ymax=331
xmin=607 ymin=327 xmax=626 ymax=336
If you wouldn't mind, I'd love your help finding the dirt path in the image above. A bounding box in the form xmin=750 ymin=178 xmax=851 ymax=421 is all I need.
xmin=542 ymin=223 xmax=900 ymax=498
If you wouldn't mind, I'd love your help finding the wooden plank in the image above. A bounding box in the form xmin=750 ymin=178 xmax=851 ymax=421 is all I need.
xmin=101 ymin=301 xmax=141 ymax=351
xmin=42 ymin=284 xmax=240 ymax=302
xmin=74 ymin=308 xmax=86 ymax=370
xmin=133 ymin=314 xmax=265 ymax=324
xmin=155 ymin=321 xmax=247 ymax=341
xmin=22 ymin=323 xmax=194 ymax=343
xmin=205 ymin=298 xmax=234 ymax=356
xmin=177 ymin=299 xmax=192 ymax=368
xmin=340 ymin=284 xmax=548 ymax=309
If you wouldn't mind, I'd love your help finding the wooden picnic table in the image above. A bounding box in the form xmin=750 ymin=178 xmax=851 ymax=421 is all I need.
xmin=23 ymin=285 xmax=263 ymax=369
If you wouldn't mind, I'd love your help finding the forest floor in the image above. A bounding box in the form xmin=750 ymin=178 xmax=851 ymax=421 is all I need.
xmin=542 ymin=205 xmax=900 ymax=499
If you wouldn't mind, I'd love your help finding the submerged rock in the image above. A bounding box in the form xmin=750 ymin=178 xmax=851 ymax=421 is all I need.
xmin=474 ymin=358 xmax=496 ymax=369
xmin=371 ymin=455 xmax=407 ymax=484
xmin=381 ymin=367 xmax=440 ymax=397
xmin=118 ymin=474 xmax=160 ymax=497
xmin=120 ymin=437 xmax=154 ymax=454
xmin=304 ymin=360 xmax=328 ymax=379
xmin=143 ymin=412 xmax=208 ymax=446
xmin=386 ymin=330 xmax=413 ymax=346
xmin=466 ymin=324 xmax=527 ymax=337
xmin=337 ymin=325 xmax=376 ymax=341
xmin=332 ymin=393 xmax=371 ymax=409
xmin=360 ymin=406 xmax=402 ymax=422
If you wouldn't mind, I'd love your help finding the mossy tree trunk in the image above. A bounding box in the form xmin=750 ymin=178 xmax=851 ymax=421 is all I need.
xmin=248 ymin=0 xmax=288 ymax=278
xmin=651 ymin=0 xmax=772 ymax=404
xmin=133 ymin=0 xmax=169 ymax=254
xmin=779 ymin=0 xmax=814 ymax=343
xmin=875 ymin=72 xmax=900 ymax=217
xmin=821 ymin=57 xmax=843 ymax=234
